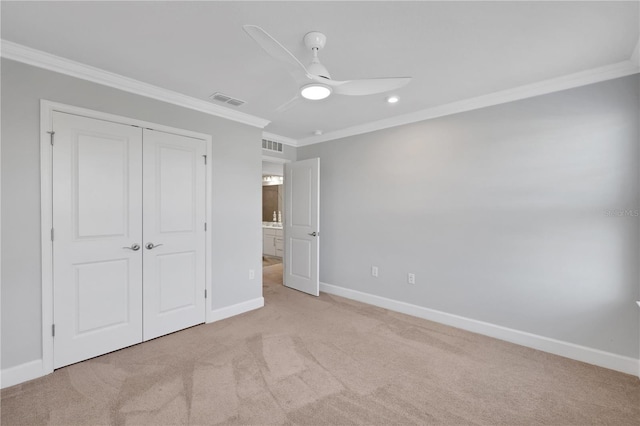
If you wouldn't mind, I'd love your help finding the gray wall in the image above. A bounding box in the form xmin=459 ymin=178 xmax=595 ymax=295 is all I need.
xmin=298 ymin=75 xmax=640 ymax=358
xmin=279 ymin=144 xmax=297 ymax=162
xmin=1 ymin=59 xmax=264 ymax=369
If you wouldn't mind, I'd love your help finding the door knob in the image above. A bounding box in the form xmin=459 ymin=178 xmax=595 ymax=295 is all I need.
xmin=308 ymin=231 xmax=319 ymax=237
xmin=123 ymin=243 xmax=140 ymax=251
xmin=145 ymin=242 xmax=164 ymax=250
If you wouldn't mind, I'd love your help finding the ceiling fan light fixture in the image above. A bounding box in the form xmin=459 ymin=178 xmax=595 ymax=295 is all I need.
xmin=301 ymin=84 xmax=331 ymax=100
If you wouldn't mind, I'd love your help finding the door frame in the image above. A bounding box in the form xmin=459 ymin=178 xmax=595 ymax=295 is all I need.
xmin=40 ymin=100 xmax=213 ymax=374
xmin=261 ymin=155 xmax=291 ymax=270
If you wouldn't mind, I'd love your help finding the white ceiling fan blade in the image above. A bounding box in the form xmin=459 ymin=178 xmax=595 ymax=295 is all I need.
xmin=243 ymin=25 xmax=311 ymax=80
xmin=275 ymin=94 xmax=301 ymax=113
xmin=312 ymin=76 xmax=412 ymax=96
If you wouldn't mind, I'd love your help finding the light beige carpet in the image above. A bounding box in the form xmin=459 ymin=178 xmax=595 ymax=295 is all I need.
xmin=2 ymin=263 xmax=639 ymax=425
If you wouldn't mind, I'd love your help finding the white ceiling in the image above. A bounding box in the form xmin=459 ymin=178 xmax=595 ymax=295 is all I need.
xmin=2 ymin=1 xmax=639 ymax=144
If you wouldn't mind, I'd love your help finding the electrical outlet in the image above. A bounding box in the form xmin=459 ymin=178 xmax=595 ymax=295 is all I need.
xmin=371 ymin=266 xmax=379 ymax=277
xmin=408 ymin=273 xmax=415 ymax=284
xmin=249 ymin=269 xmax=255 ymax=280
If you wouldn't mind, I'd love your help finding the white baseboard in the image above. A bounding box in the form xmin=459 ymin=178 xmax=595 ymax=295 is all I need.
xmin=1 ymin=298 xmax=265 ymax=389
xmin=320 ymin=282 xmax=640 ymax=377
xmin=207 ymin=297 xmax=264 ymax=323
xmin=2 ymin=292 xmax=635 ymax=390
xmin=1 ymin=359 xmax=45 ymax=389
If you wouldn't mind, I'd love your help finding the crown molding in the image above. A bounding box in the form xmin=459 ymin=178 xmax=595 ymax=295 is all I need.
xmin=0 ymin=40 xmax=270 ymax=129
xmin=3 ymin=39 xmax=637 ymax=147
xmin=297 ymin=60 xmax=640 ymax=147
xmin=261 ymin=132 xmax=298 ymax=147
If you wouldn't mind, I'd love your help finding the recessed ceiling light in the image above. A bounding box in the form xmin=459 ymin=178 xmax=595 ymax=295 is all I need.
xmin=387 ymin=96 xmax=399 ymax=104
xmin=301 ymin=84 xmax=331 ymax=100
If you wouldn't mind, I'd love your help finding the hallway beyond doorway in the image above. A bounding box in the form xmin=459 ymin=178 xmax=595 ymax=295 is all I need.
xmin=263 ymin=262 xmax=283 ymax=287
xmin=263 ymin=255 xmax=282 ymax=267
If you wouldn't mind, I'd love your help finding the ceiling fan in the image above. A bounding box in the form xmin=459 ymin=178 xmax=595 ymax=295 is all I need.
xmin=242 ymin=25 xmax=411 ymax=107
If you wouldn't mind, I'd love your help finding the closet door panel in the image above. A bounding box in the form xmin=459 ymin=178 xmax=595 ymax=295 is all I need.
xmin=52 ymin=112 xmax=143 ymax=368
xmin=142 ymin=129 xmax=206 ymax=341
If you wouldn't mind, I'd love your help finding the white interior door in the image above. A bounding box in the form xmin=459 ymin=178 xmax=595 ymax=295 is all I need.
xmin=284 ymin=158 xmax=320 ymax=296
xmin=142 ymin=129 xmax=206 ymax=341
xmin=52 ymin=112 xmax=143 ymax=368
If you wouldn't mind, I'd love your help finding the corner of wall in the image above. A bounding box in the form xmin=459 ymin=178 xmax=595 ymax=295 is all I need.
xmin=207 ymin=297 xmax=264 ymax=324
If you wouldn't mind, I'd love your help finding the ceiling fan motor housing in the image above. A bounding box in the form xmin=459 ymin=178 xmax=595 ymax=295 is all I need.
xmin=304 ymin=31 xmax=331 ymax=78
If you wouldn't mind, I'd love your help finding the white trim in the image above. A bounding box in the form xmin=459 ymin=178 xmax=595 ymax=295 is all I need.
xmin=320 ymin=282 xmax=640 ymax=377
xmin=298 ymin=60 xmax=640 ymax=146
xmin=40 ymin=100 xmax=214 ymax=378
xmin=41 ymin=100 xmax=213 ymax=141
xmin=40 ymin=103 xmax=54 ymax=375
xmin=262 ymin=132 xmax=298 ymax=147
xmin=5 ymin=40 xmax=639 ymax=148
xmin=204 ymin=136 xmax=214 ymax=324
xmin=3 ymin=40 xmax=270 ymax=129
xmin=207 ymin=297 xmax=264 ymax=323
xmin=262 ymin=155 xmax=292 ymax=164
xmin=1 ymin=360 xmax=44 ymax=389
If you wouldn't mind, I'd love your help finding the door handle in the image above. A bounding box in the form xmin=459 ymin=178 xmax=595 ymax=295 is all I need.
xmin=145 ymin=242 xmax=164 ymax=250
xmin=308 ymin=232 xmax=319 ymax=237
xmin=123 ymin=243 xmax=141 ymax=251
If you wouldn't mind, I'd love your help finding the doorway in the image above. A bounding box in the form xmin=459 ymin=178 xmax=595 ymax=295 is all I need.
xmin=262 ymin=158 xmax=287 ymax=285
xmin=261 ymin=156 xmax=321 ymax=297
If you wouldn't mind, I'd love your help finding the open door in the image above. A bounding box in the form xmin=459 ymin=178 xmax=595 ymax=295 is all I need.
xmin=284 ymin=158 xmax=320 ymax=296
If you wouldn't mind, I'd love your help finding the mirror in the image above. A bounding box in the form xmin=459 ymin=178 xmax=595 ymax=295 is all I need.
xmin=262 ymin=184 xmax=283 ymax=222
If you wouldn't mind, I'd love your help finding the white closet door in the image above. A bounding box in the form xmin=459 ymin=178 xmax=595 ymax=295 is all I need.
xmin=52 ymin=112 xmax=143 ymax=368
xmin=142 ymin=129 xmax=206 ymax=341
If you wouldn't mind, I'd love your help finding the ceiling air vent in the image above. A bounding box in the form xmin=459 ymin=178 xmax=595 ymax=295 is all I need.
xmin=226 ymin=98 xmax=246 ymax=107
xmin=262 ymin=139 xmax=283 ymax=153
xmin=209 ymin=92 xmax=246 ymax=107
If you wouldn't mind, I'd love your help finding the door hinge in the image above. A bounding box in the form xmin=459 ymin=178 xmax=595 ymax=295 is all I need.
xmin=203 ymin=155 xmax=207 ymax=165
xmin=52 ymin=324 xmax=55 ymax=337
xmin=51 ymin=228 xmax=54 ymax=242
xmin=204 ymin=222 xmax=207 ymax=231
xmin=47 ymin=131 xmax=55 ymax=146
xmin=204 ymin=289 xmax=207 ymax=299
